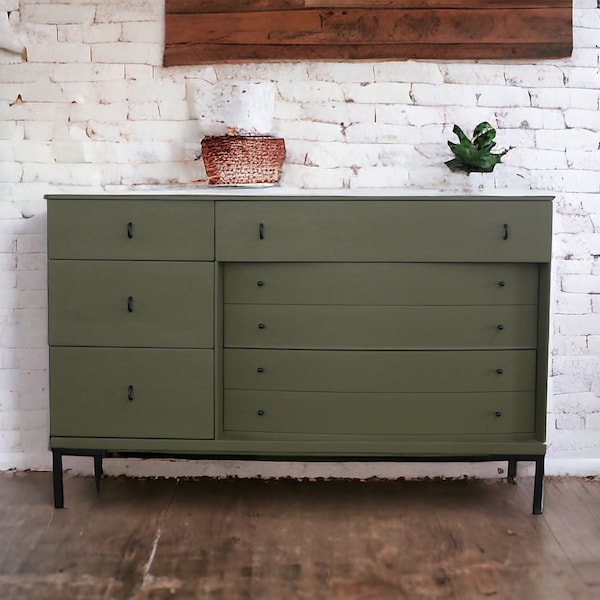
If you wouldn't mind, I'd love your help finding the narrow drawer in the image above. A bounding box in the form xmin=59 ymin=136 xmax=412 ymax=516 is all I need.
xmin=47 ymin=198 xmax=214 ymax=260
xmin=224 ymin=349 xmax=537 ymax=393
xmin=48 ymin=261 xmax=214 ymax=348
xmin=50 ymin=348 xmax=214 ymax=439
xmin=216 ymin=199 xmax=552 ymax=262
xmin=224 ymin=263 xmax=540 ymax=306
xmin=224 ymin=390 xmax=535 ymax=436
xmin=224 ymin=305 xmax=538 ymax=349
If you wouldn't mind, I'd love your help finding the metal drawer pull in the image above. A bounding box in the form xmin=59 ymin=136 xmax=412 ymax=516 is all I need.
xmin=495 ymin=411 xmax=502 ymax=418
xmin=127 ymin=385 xmax=134 ymax=401
xmin=257 ymin=323 xmax=265 ymax=329
xmin=497 ymin=324 xmax=504 ymax=330
xmin=257 ymin=280 xmax=264 ymax=287
xmin=259 ymin=222 xmax=264 ymax=240
xmin=127 ymin=222 xmax=133 ymax=239
xmin=503 ymin=223 xmax=509 ymax=240
xmin=127 ymin=296 xmax=134 ymax=312
xmin=257 ymin=367 xmax=264 ymax=373
xmin=496 ymin=368 xmax=503 ymax=375
xmin=498 ymin=281 xmax=506 ymax=287
xmin=257 ymin=410 xmax=265 ymax=416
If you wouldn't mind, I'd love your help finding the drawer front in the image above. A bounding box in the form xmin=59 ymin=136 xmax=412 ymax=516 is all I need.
xmin=49 ymin=261 xmax=214 ymax=348
xmin=224 ymin=262 xmax=540 ymax=306
xmin=224 ymin=349 xmax=536 ymax=393
xmin=47 ymin=199 xmax=214 ymax=260
xmin=224 ymin=305 xmax=538 ymax=350
xmin=224 ymin=390 xmax=535 ymax=436
xmin=216 ymin=200 xmax=552 ymax=262
xmin=50 ymin=348 xmax=214 ymax=439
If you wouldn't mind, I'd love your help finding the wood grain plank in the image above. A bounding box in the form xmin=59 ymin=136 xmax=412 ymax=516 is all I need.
xmin=166 ymin=9 xmax=572 ymax=44
xmin=165 ymin=41 xmax=572 ymax=65
xmin=166 ymin=0 xmax=571 ymax=13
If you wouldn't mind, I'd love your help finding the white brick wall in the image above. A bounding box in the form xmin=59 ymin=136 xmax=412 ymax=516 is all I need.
xmin=1 ymin=0 xmax=599 ymax=477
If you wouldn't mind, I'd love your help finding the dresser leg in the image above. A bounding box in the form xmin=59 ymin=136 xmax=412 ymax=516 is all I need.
xmin=533 ymin=456 xmax=545 ymax=515
xmin=507 ymin=458 xmax=517 ymax=484
xmin=94 ymin=454 xmax=103 ymax=493
xmin=52 ymin=450 xmax=64 ymax=509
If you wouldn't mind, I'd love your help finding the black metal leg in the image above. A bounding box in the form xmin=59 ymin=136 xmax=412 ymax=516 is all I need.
xmin=52 ymin=450 xmax=64 ymax=509
xmin=94 ymin=454 xmax=103 ymax=493
xmin=507 ymin=458 xmax=517 ymax=484
xmin=533 ymin=456 xmax=545 ymax=515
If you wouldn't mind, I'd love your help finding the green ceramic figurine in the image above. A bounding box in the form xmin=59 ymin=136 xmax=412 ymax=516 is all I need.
xmin=446 ymin=122 xmax=511 ymax=173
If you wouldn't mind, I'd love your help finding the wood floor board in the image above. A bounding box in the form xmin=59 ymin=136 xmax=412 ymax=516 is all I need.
xmin=0 ymin=472 xmax=598 ymax=599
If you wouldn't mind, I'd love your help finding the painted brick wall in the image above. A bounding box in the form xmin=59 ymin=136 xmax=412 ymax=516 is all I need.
xmin=0 ymin=0 xmax=599 ymax=477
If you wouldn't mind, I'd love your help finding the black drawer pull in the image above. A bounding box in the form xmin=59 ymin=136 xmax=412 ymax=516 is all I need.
xmin=496 ymin=368 xmax=503 ymax=375
xmin=257 ymin=367 xmax=264 ymax=373
xmin=127 ymin=385 xmax=134 ymax=401
xmin=257 ymin=323 xmax=265 ymax=329
xmin=495 ymin=411 xmax=502 ymax=418
xmin=503 ymin=223 xmax=509 ymax=240
xmin=257 ymin=410 xmax=265 ymax=416
xmin=259 ymin=222 xmax=264 ymax=240
xmin=257 ymin=280 xmax=264 ymax=287
xmin=127 ymin=222 xmax=133 ymax=239
xmin=497 ymin=324 xmax=504 ymax=330
xmin=498 ymin=281 xmax=506 ymax=287
xmin=127 ymin=296 xmax=134 ymax=312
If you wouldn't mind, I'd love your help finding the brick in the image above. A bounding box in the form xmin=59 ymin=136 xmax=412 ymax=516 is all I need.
xmin=343 ymin=82 xmax=412 ymax=104
xmin=494 ymin=108 xmax=565 ymax=130
xmin=375 ymin=61 xmax=443 ymax=84
xmin=555 ymin=414 xmax=586 ymax=430
xmin=410 ymin=83 xmax=479 ymax=106
xmin=586 ymin=413 xmax=600 ymax=431
xmin=535 ymin=129 xmax=599 ymax=151
xmin=476 ymin=85 xmax=532 ymax=108
xmin=530 ymin=88 xmax=599 ymax=110
xmin=94 ymin=2 xmax=164 ymax=23
xmin=565 ymin=108 xmax=600 ymax=130
xmin=121 ymin=22 xmax=162 ymax=43
xmin=26 ymin=41 xmax=90 ymax=63
xmin=441 ymin=64 xmax=505 ymax=86
xmin=91 ymin=42 xmax=162 ymax=65
xmin=21 ymin=3 xmax=95 ymax=25
xmin=58 ymin=23 xmax=122 ymax=44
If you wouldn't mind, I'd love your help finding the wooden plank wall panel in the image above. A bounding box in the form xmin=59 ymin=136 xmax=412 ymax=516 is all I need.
xmin=164 ymin=1 xmax=572 ymax=66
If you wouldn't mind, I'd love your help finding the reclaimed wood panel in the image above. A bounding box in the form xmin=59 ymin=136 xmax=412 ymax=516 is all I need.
xmin=164 ymin=0 xmax=572 ymax=65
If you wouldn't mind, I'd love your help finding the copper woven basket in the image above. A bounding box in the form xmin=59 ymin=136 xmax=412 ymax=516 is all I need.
xmin=201 ymin=135 xmax=286 ymax=185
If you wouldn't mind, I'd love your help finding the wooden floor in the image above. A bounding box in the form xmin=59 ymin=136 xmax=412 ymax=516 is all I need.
xmin=0 ymin=472 xmax=599 ymax=599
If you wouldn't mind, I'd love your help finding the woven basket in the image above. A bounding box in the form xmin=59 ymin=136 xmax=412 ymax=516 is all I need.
xmin=201 ymin=135 xmax=286 ymax=185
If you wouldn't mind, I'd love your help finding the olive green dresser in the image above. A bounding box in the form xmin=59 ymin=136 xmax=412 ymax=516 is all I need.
xmin=46 ymin=194 xmax=552 ymax=512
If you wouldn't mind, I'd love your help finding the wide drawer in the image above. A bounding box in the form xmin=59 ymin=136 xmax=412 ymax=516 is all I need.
xmin=224 ymin=349 xmax=536 ymax=393
xmin=224 ymin=390 xmax=535 ymax=436
xmin=48 ymin=261 xmax=214 ymax=348
xmin=224 ymin=305 xmax=539 ymax=349
xmin=47 ymin=198 xmax=214 ymax=260
xmin=224 ymin=262 xmax=540 ymax=305
xmin=50 ymin=348 xmax=214 ymax=439
xmin=216 ymin=199 xmax=552 ymax=262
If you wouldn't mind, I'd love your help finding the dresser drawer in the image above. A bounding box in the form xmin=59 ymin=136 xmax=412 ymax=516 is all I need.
xmin=50 ymin=348 xmax=214 ymax=439
xmin=224 ymin=262 xmax=540 ymax=306
xmin=224 ymin=349 xmax=536 ymax=393
xmin=224 ymin=305 xmax=538 ymax=349
xmin=48 ymin=261 xmax=214 ymax=348
xmin=224 ymin=390 xmax=535 ymax=436
xmin=47 ymin=198 xmax=214 ymax=260
xmin=216 ymin=200 xmax=552 ymax=262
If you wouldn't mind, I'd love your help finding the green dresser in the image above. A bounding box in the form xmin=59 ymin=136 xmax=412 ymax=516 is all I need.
xmin=47 ymin=194 xmax=552 ymax=513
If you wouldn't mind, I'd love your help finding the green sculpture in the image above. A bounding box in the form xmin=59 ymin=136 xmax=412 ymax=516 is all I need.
xmin=446 ymin=122 xmax=511 ymax=173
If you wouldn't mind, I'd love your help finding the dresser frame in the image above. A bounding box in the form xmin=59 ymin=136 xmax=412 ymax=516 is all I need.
xmin=46 ymin=194 xmax=552 ymax=513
